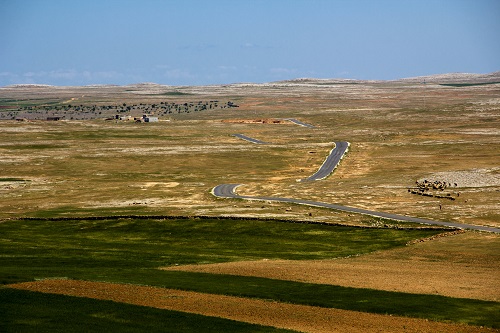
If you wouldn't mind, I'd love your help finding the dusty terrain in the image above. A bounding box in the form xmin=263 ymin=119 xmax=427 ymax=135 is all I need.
xmin=1 ymin=73 xmax=500 ymax=331
xmin=1 ymin=77 xmax=499 ymax=228
xmin=221 ymin=118 xmax=289 ymax=124
xmin=9 ymin=279 xmax=497 ymax=333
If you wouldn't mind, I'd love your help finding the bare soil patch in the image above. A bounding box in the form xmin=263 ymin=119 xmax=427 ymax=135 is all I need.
xmin=221 ymin=118 xmax=289 ymax=124
xmin=165 ymin=232 xmax=500 ymax=302
xmin=418 ymin=168 xmax=500 ymax=188
xmin=9 ymin=279 xmax=495 ymax=333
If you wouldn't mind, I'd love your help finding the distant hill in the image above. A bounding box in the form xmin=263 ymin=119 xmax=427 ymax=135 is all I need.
xmin=3 ymin=71 xmax=499 ymax=89
xmin=4 ymin=84 xmax=54 ymax=88
xmin=395 ymin=71 xmax=500 ymax=84
xmin=273 ymin=71 xmax=500 ymax=85
xmin=271 ymin=78 xmax=378 ymax=85
xmin=124 ymin=82 xmax=170 ymax=88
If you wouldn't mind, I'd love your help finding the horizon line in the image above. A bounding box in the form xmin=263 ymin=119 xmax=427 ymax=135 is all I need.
xmin=2 ymin=70 xmax=499 ymax=88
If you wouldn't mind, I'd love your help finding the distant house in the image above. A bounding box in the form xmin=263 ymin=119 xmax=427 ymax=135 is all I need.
xmin=144 ymin=116 xmax=158 ymax=122
xmin=142 ymin=114 xmax=158 ymax=122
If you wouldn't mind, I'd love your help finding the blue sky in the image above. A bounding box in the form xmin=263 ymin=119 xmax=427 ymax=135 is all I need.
xmin=1 ymin=0 xmax=499 ymax=86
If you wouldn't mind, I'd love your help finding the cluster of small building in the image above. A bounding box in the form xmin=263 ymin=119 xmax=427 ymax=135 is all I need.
xmin=15 ymin=114 xmax=160 ymax=123
xmin=112 ymin=114 xmax=158 ymax=123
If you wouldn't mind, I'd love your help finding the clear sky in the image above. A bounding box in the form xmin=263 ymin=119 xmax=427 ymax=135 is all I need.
xmin=1 ymin=0 xmax=499 ymax=86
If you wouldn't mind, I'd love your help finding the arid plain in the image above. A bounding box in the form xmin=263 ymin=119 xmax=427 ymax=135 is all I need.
xmin=1 ymin=73 xmax=499 ymax=332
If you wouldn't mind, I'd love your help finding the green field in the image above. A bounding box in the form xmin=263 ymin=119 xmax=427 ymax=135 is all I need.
xmin=0 ymin=217 xmax=442 ymax=283
xmin=1 ymin=217 xmax=499 ymax=329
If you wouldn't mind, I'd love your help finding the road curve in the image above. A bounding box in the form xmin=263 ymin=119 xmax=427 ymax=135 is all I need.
xmin=219 ymin=129 xmax=498 ymax=232
xmin=302 ymin=141 xmax=349 ymax=181
xmin=212 ymin=184 xmax=500 ymax=232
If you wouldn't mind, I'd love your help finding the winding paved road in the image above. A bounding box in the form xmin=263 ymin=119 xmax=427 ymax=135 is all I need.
xmin=212 ymin=139 xmax=500 ymax=233
xmin=302 ymin=141 xmax=349 ymax=181
xmin=218 ymin=124 xmax=500 ymax=232
xmin=212 ymin=184 xmax=500 ymax=232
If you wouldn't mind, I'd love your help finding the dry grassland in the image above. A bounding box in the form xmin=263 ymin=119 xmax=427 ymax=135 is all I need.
xmin=1 ymin=80 xmax=499 ymax=331
xmin=3 ymin=82 xmax=498 ymax=227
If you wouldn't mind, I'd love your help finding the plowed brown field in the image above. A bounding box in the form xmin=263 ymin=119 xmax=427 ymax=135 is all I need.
xmin=9 ymin=279 xmax=497 ymax=333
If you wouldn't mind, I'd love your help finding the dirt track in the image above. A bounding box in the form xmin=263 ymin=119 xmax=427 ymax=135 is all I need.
xmin=9 ymin=280 xmax=496 ymax=333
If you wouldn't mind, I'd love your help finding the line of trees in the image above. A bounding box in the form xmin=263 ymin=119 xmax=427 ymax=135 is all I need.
xmin=1 ymin=100 xmax=239 ymax=120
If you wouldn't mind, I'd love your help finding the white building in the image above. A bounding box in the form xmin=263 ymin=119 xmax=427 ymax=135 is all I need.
xmin=143 ymin=115 xmax=158 ymax=122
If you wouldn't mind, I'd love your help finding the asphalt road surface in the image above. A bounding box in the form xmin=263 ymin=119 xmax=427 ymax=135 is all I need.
xmin=219 ymin=129 xmax=499 ymax=232
xmin=302 ymin=141 xmax=349 ymax=181
xmin=286 ymin=118 xmax=316 ymax=128
xmin=212 ymin=184 xmax=500 ymax=232
xmin=233 ymin=134 xmax=268 ymax=144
